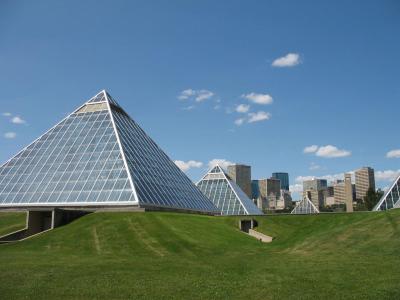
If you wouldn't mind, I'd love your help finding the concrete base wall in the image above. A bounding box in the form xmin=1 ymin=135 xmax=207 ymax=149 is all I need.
xmin=0 ymin=209 xmax=90 ymax=243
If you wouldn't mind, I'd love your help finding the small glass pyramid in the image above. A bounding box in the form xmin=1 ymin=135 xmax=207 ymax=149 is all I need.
xmin=291 ymin=196 xmax=320 ymax=214
xmin=196 ymin=165 xmax=263 ymax=215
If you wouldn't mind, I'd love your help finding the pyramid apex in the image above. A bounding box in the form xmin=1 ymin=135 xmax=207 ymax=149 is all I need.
xmin=85 ymin=90 xmax=120 ymax=107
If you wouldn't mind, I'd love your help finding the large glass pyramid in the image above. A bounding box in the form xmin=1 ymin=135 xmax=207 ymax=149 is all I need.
xmin=0 ymin=91 xmax=218 ymax=213
xmin=291 ymin=196 xmax=320 ymax=214
xmin=196 ymin=165 xmax=263 ymax=215
xmin=373 ymin=174 xmax=400 ymax=211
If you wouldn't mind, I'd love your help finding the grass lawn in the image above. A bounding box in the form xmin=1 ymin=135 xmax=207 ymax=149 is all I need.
xmin=0 ymin=209 xmax=399 ymax=299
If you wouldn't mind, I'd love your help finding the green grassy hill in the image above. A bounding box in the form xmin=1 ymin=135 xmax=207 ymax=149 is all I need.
xmin=0 ymin=210 xmax=399 ymax=299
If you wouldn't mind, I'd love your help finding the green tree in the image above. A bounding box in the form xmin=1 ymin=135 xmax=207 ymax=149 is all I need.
xmin=364 ymin=188 xmax=384 ymax=211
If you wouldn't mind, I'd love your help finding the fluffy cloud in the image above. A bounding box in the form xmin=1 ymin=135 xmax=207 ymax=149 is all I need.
xmin=178 ymin=89 xmax=214 ymax=102
xmin=207 ymin=159 xmax=234 ymax=170
xmin=375 ymin=170 xmax=400 ymax=182
xmin=174 ymin=160 xmax=203 ymax=172
xmin=195 ymin=90 xmax=214 ymax=102
xmin=289 ymin=183 xmax=303 ymax=193
xmin=11 ymin=116 xmax=26 ymax=124
xmin=234 ymin=118 xmax=245 ymax=126
xmin=386 ymin=149 xmax=400 ymax=158
xmin=242 ymin=93 xmax=273 ymax=105
xmin=2 ymin=112 xmax=12 ymax=117
xmin=235 ymin=104 xmax=250 ymax=113
xmin=234 ymin=111 xmax=271 ymax=125
xmin=272 ymin=53 xmax=300 ymax=67
xmin=177 ymin=89 xmax=196 ymax=100
xmin=316 ymin=145 xmax=351 ymax=158
xmin=4 ymin=132 xmax=16 ymax=139
xmin=248 ymin=111 xmax=271 ymax=123
xmin=303 ymin=145 xmax=318 ymax=153
xmin=304 ymin=145 xmax=351 ymax=158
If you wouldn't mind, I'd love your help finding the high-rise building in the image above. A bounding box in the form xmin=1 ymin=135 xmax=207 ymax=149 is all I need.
xmin=272 ymin=172 xmax=289 ymax=191
xmin=302 ymin=179 xmax=328 ymax=208
xmin=0 ymin=90 xmax=218 ymax=214
xmin=344 ymin=173 xmax=354 ymax=212
xmin=355 ymin=167 xmax=375 ymax=201
xmin=333 ymin=173 xmax=354 ymax=212
xmin=276 ymin=190 xmax=293 ymax=210
xmin=227 ymin=164 xmax=252 ymax=198
xmin=196 ymin=165 xmax=263 ymax=215
xmin=252 ymin=178 xmax=281 ymax=210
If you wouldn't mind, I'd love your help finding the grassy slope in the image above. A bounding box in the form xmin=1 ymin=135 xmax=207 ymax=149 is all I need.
xmin=0 ymin=212 xmax=26 ymax=236
xmin=0 ymin=210 xmax=399 ymax=299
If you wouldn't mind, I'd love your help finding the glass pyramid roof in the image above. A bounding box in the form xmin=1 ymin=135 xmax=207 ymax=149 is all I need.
xmin=196 ymin=165 xmax=263 ymax=215
xmin=373 ymin=174 xmax=400 ymax=211
xmin=291 ymin=196 xmax=320 ymax=214
xmin=0 ymin=91 xmax=218 ymax=213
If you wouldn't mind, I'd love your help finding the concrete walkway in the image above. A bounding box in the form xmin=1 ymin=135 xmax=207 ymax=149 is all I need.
xmin=248 ymin=229 xmax=273 ymax=243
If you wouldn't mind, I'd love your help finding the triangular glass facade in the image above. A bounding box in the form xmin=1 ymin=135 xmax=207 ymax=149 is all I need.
xmin=373 ymin=175 xmax=400 ymax=211
xmin=0 ymin=91 xmax=218 ymax=213
xmin=196 ymin=165 xmax=263 ymax=215
xmin=291 ymin=196 xmax=320 ymax=214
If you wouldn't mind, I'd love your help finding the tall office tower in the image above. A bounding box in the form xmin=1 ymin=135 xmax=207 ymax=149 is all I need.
xmin=333 ymin=180 xmax=346 ymax=204
xmin=302 ymin=179 xmax=328 ymax=208
xmin=276 ymin=190 xmax=293 ymax=210
xmin=333 ymin=174 xmax=354 ymax=211
xmin=251 ymin=178 xmax=281 ymax=210
xmin=344 ymin=173 xmax=354 ymax=212
xmin=227 ymin=164 xmax=252 ymax=198
xmin=272 ymin=172 xmax=289 ymax=191
xmin=355 ymin=167 xmax=375 ymax=201
xmin=325 ymin=186 xmax=335 ymax=206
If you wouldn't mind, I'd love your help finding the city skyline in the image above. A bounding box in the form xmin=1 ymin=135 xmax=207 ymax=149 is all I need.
xmin=1 ymin=1 xmax=399 ymax=200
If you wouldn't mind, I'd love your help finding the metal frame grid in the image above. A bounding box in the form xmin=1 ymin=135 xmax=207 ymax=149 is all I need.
xmin=373 ymin=174 xmax=400 ymax=211
xmin=0 ymin=95 xmax=135 ymax=206
xmin=196 ymin=165 xmax=263 ymax=215
xmin=110 ymin=105 xmax=218 ymax=212
xmin=0 ymin=90 xmax=218 ymax=212
xmin=291 ymin=196 xmax=320 ymax=214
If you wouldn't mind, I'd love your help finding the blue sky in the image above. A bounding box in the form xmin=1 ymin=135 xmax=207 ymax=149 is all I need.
xmin=1 ymin=0 xmax=399 ymax=199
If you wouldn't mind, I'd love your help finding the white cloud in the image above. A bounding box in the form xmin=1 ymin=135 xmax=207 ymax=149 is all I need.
xmin=2 ymin=112 xmax=12 ymax=117
xmin=303 ymin=145 xmax=318 ymax=153
xmin=304 ymin=145 xmax=351 ymax=158
xmin=235 ymin=104 xmax=250 ymax=113
xmin=4 ymin=132 xmax=16 ymax=139
xmin=208 ymin=159 xmax=234 ymax=170
xmin=247 ymin=111 xmax=271 ymax=123
xmin=182 ymin=105 xmax=195 ymax=111
xmin=234 ymin=118 xmax=245 ymax=126
xmin=289 ymin=183 xmax=303 ymax=193
xmin=316 ymin=145 xmax=351 ymax=158
xmin=295 ymin=175 xmax=316 ymax=183
xmin=195 ymin=90 xmax=214 ymax=102
xmin=11 ymin=116 xmax=26 ymax=124
xmin=242 ymin=93 xmax=273 ymax=105
xmin=309 ymin=162 xmax=320 ymax=171
xmin=386 ymin=149 xmax=400 ymax=158
xmin=174 ymin=160 xmax=203 ymax=172
xmin=178 ymin=89 xmax=214 ymax=103
xmin=178 ymin=89 xmax=196 ymax=100
xmin=272 ymin=53 xmax=300 ymax=67
xmin=375 ymin=170 xmax=400 ymax=182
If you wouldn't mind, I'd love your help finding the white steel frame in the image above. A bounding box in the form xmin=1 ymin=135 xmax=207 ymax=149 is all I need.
xmin=373 ymin=174 xmax=400 ymax=211
xmin=196 ymin=164 xmax=263 ymax=215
